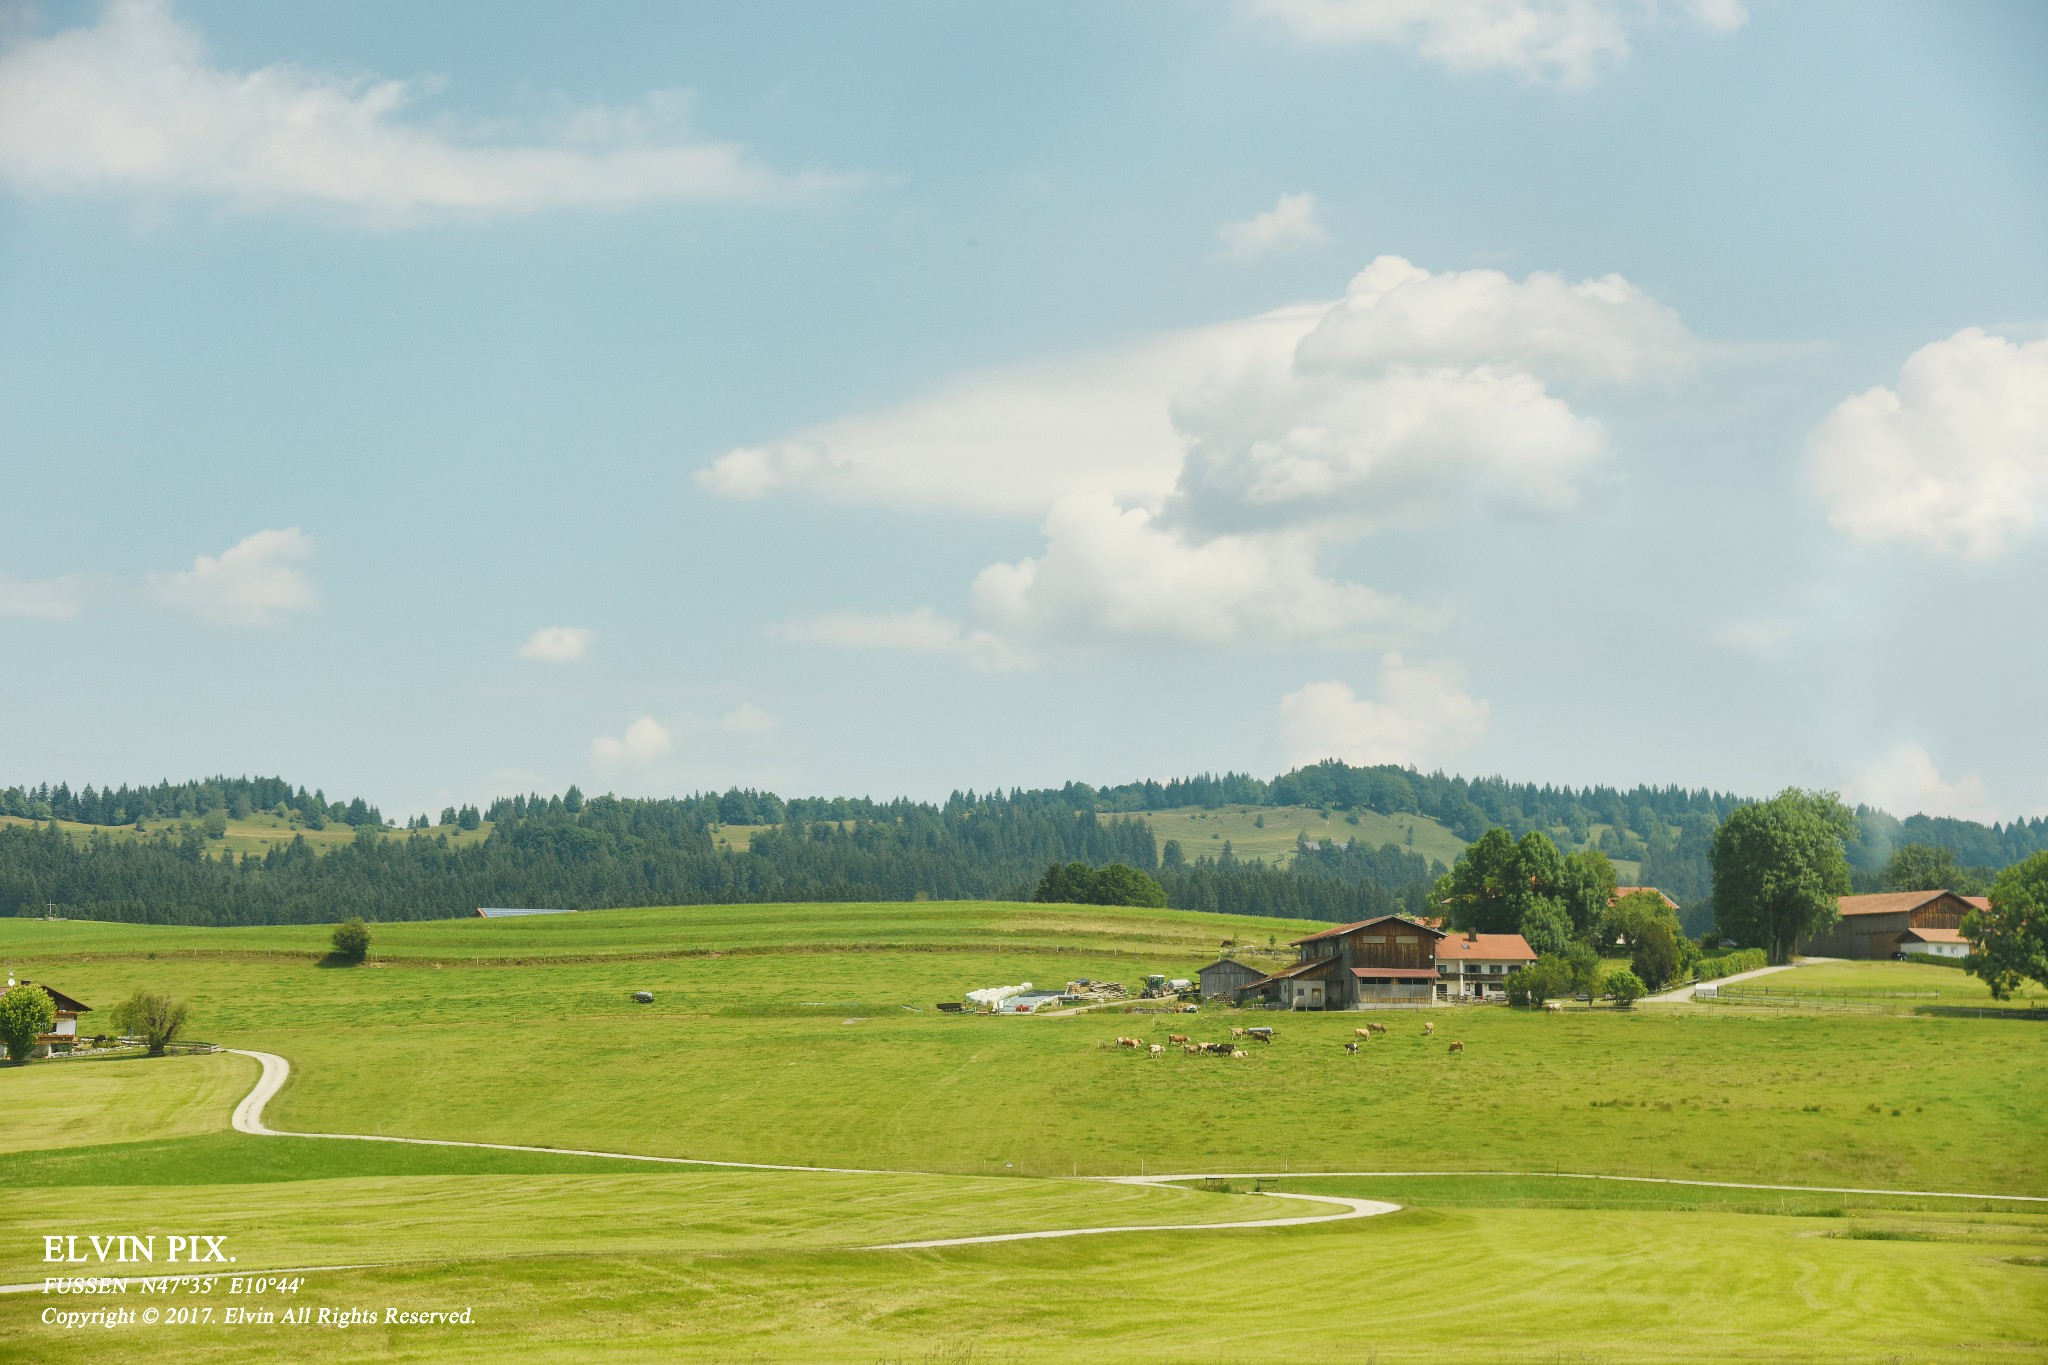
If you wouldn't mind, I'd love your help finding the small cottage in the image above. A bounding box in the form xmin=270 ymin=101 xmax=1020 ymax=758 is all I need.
xmin=1 ymin=977 xmax=92 ymax=1058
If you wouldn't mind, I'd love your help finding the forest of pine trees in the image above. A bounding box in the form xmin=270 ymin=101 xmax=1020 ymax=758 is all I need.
xmin=6 ymin=760 xmax=2044 ymax=928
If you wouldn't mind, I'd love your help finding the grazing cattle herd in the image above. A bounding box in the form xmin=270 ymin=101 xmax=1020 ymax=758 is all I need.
xmin=1111 ymin=1016 xmax=1469 ymax=1059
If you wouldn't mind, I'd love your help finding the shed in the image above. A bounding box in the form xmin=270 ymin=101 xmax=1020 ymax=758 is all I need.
xmin=1196 ymin=957 xmax=1265 ymax=1001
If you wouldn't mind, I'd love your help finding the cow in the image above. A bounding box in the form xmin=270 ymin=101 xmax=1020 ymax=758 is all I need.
xmin=1231 ymin=1049 xmax=1249 ymax=1058
xmin=1422 ymin=1021 xmax=1436 ymax=1036
xmin=1205 ymin=1041 xmax=1235 ymax=1055
xmin=1543 ymin=1001 xmax=1564 ymax=1014
xmin=1149 ymin=1044 xmax=1165 ymax=1056
xmin=1344 ymin=1041 xmax=1360 ymax=1055
xmin=1246 ymin=1027 xmax=1273 ymax=1044
xmin=1448 ymin=1040 xmax=1465 ymax=1055
xmin=1183 ymin=1043 xmax=1203 ymax=1055
xmin=1169 ymin=1033 xmax=1190 ymax=1044
xmin=1354 ymin=1027 xmax=1372 ymax=1039
xmin=1117 ymin=1036 xmax=1144 ymax=1049
xmin=1368 ymin=1021 xmax=1388 ymax=1035
xmin=1230 ymin=1026 xmax=1247 ymax=1038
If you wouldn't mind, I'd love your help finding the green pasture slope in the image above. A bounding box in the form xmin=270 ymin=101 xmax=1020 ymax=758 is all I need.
xmin=2 ymin=901 xmax=2044 ymax=1363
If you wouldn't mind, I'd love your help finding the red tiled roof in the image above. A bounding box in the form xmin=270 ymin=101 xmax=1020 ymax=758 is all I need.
xmin=1435 ymin=933 xmax=1537 ymax=962
xmin=1899 ymin=927 xmax=1967 ymax=944
xmin=1610 ymin=886 xmax=1679 ymax=910
xmin=1964 ymin=896 xmax=1991 ymax=912
xmin=1836 ymin=891 xmax=1965 ymax=918
xmin=1291 ymin=915 xmax=1446 ymax=946
xmin=1350 ymin=967 xmax=1437 ymax=980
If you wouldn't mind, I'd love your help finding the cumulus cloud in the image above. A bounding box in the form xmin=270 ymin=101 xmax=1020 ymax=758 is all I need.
xmin=1219 ymin=191 xmax=1328 ymax=261
xmin=591 ymin=716 xmax=672 ymax=769
xmin=697 ymin=307 xmax=1322 ymax=518
xmin=778 ymin=608 xmax=1022 ymax=671
xmin=1277 ymin=654 xmax=1490 ymax=768
xmin=1296 ymin=254 xmax=1691 ymax=383
xmin=1807 ymin=328 xmax=2048 ymax=560
xmin=970 ymin=494 xmax=1419 ymax=649
xmin=1840 ymin=743 xmax=1995 ymax=823
xmin=1251 ymin=0 xmax=1746 ymax=87
xmin=721 ymin=702 xmax=778 ymax=734
xmin=148 ymin=527 xmax=315 ymax=627
xmin=0 ymin=1 xmax=819 ymax=222
xmin=517 ymin=626 xmax=592 ymax=663
xmin=717 ymin=254 xmax=1685 ymax=664
xmin=0 ymin=573 xmax=92 ymax=620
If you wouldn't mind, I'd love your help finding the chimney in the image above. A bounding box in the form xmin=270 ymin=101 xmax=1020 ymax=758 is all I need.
xmin=1467 ymin=930 xmax=1476 ymax=943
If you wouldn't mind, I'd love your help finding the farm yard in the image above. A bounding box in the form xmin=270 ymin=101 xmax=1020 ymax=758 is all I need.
xmin=1 ymin=900 xmax=2043 ymax=1362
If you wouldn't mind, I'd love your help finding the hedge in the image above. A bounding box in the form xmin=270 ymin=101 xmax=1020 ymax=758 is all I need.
xmin=1693 ymin=948 xmax=1768 ymax=981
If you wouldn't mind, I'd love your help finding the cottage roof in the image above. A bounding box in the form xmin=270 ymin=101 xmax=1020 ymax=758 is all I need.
xmin=1611 ymin=886 xmax=1679 ymax=910
xmin=1435 ymin=933 xmax=1538 ymax=963
xmin=21 ymin=982 xmax=90 ymax=1014
xmin=1836 ymin=891 xmax=1966 ymax=918
xmin=1963 ymin=896 xmax=1991 ymax=912
xmin=1290 ymin=915 xmax=1446 ymax=946
xmin=1349 ymin=967 xmax=1437 ymax=980
xmin=1898 ymin=926 xmax=1967 ymax=944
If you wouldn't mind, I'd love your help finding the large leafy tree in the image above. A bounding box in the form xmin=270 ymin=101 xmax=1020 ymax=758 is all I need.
xmin=1963 ymin=852 xmax=2048 ymax=1000
xmin=0 ymin=983 xmax=55 ymax=1063
xmin=1710 ymin=789 xmax=1855 ymax=963
xmin=1557 ymin=849 xmax=1618 ymax=938
xmin=111 ymin=990 xmax=190 ymax=1057
xmin=1883 ymin=843 xmax=1985 ymax=896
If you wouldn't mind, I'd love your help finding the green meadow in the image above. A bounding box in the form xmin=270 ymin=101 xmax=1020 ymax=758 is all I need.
xmin=2 ymin=901 xmax=2043 ymax=1362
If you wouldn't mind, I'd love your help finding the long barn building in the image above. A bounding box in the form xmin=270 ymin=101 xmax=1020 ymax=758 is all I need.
xmin=1797 ymin=891 xmax=1974 ymax=960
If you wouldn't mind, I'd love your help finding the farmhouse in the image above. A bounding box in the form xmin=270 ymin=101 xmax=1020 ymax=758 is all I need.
xmin=0 ymin=976 xmax=91 ymax=1058
xmin=1612 ymin=886 xmax=1679 ymax=910
xmin=1197 ymin=957 xmax=1265 ymax=1000
xmin=1434 ymin=930 xmax=1538 ymax=1000
xmin=1798 ymin=891 xmax=1974 ymax=960
xmin=1247 ymin=915 xmax=1446 ymax=1009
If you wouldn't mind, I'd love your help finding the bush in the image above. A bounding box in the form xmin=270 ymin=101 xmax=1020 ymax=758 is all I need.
xmin=1603 ymin=968 xmax=1646 ymax=1006
xmin=1693 ymin=948 xmax=1768 ymax=981
xmin=0 ymin=983 xmax=56 ymax=1062
xmin=331 ymin=918 xmax=371 ymax=963
xmin=112 ymin=990 xmax=190 ymax=1056
xmin=1506 ymin=954 xmax=1575 ymax=1006
xmin=1631 ymin=920 xmax=1683 ymax=991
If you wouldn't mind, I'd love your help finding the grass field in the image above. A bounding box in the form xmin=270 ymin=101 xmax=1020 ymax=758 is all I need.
xmin=1715 ymin=957 xmax=2046 ymax=1012
xmin=0 ymin=812 xmax=492 ymax=859
xmin=3 ymin=901 xmax=2043 ymax=1362
xmin=1124 ymin=803 xmax=1468 ymax=869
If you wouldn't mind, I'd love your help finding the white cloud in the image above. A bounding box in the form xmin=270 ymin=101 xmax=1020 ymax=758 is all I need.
xmin=591 ymin=716 xmax=672 ymax=769
xmin=148 ymin=527 xmax=315 ymax=627
xmin=721 ymin=702 xmax=778 ymax=734
xmin=518 ymin=626 xmax=592 ymax=663
xmin=697 ymin=306 xmax=1322 ymax=518
xmin=1296 ymin=254 xmax=1692 ymax=383
xmin=1840 ymin=743 xmax=1995 ymax=823
xmin=778 ymin=608 xmax=1022 ymax=671
xmin=1277 ymin=654 xmax=1491 ymax=768
xmin=719 ymin=254 xmax=1685 ymax=664
xmin=1251 ymin=0 xmax=1746 ymax=87
xmin=1807 ymin=328 xmax=2048 ymax=560
xmin=1219 ymin=191 xmax=1328 ymax=261
xmin=1171 ymin=363 xmax=1604 ymax=535
xmin=970 ymin=493 xmax=1419 ymax=649
xmin=0 ymin=574 xmax=91 ymax=619
xmin=0 ymin=1 xmax=816 ymax=222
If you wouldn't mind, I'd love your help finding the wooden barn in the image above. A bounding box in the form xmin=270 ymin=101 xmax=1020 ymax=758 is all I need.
xmin=1798 ymin=891 xmax=1974 ymax=960
xmin=1196 ymin=957 xmax=1266 ymax=1000
xmin=1248 ymin=915 xmax=1445 ymax=1009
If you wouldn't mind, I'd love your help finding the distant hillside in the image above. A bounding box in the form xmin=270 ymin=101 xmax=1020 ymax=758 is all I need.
xmin=4 ymin=760 xmax=2043 ymax=930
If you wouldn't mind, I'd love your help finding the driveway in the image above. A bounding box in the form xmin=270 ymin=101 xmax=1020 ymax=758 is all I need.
xmin=1646 ymin=958 xmax=1820 ymax=1003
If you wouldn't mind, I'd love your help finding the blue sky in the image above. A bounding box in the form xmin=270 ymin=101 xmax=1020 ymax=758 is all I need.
xmin=1 ymin=0 xmax=2044 ymax=823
